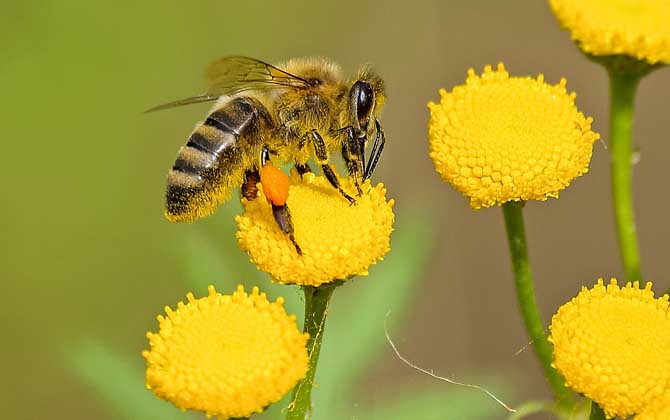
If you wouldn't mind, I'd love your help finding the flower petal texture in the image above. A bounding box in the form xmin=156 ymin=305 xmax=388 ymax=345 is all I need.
xmin=143 ymin=285 xmax=309 ymax=419
xmin=428 ymin=63 xmax=599 ymax=209
xmin=636 ymin=394 xmax=670 ymax=420
xmin=549 ymin=0 xmax=670 ymax=64
xmin=549 ymin=279 xmax=670 ymax=419
xmin=236 ymin=171 xmax=394 ymax=286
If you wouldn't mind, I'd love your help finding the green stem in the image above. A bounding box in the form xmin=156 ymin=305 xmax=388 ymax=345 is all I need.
xmin=608 ymin=69 xmax=643 ymax=283
xmin=501 ymin=201 xmax=572 ymax=407
xmin=589 ymin=401 xmax=606 ymax=420
xmin=286 ymin=283 xmax=338 ymax=420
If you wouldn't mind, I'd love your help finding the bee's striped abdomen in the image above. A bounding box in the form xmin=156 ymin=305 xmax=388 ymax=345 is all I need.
xmin=165 ymin=97 xmax=272 ymax=222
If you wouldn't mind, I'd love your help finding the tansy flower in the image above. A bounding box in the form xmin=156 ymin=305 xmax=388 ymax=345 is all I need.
xmin=236 ymin=171 xmax=394 ymax=286
xmin=549 ymin=279 xmax=670 ymax=419
xmin=428 ymin=63 xmax=599 ymax=209
xmin=549 ymin=0 xmax=670 ymax=65
xmin=143 ymin=285 xmax=309 ymax=419
xmin=636 ymin=394 xmax=670 ymax=420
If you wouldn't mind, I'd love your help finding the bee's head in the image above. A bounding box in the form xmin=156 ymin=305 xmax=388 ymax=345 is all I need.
xmin=349 ymin=67 xmax=385 ymax=134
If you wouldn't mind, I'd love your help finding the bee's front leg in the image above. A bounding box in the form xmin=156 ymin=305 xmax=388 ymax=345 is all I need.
xmin=340 ymin=126 xmax=364 ymax=196
xmin=363 ymin=120 xmax=386 ymax=181
xmin=310 ymin=129 xmax=356 ymax=205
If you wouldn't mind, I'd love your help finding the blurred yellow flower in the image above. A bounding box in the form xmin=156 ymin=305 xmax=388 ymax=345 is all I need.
xmin=549 ymin=279 xmax=670 ymax=419
xmin=636 ymin=394 xmax=670 ymax=420
xmin=549 ymin=0 xmax=670 ymax=65
xmin=237 ymin=171 xmax=394 ymax=286
xmin=143 ymin=285 xmax=308 ymax=419
xmin=428 ymin=63 xmax=599 ymax=209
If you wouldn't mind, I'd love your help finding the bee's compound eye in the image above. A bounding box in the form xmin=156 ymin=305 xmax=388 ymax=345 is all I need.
xmin=354 ymin=81 xmax=374 ymax=122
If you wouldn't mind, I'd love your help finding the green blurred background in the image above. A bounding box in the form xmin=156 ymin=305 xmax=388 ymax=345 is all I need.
xmin=3 ymin=1 xmax=669 ymax=419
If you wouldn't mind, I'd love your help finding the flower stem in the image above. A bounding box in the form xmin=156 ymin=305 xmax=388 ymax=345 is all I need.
xmin=608 ymin=68 xmax=643 ymax=283
xmin=501 ymin=201 xmax=572 ymax=407
xmin=286 ymin=283 xmax=338 ymax=420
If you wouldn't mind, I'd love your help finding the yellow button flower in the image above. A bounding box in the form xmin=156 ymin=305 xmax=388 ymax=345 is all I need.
xmin=636 ymin=394 xmax=670 ymax=420
xmin=549 ymin=0 xmax=670 ymax=65
xmin=428 ymin=63 xmax=599 ymax=209
xmin=143 ymin=285 xmax=309 ymax=419
xmin=236 ymin=171 xmax=394 ymax=286
xmin=549 ymin=279 xmax=670 ymax=419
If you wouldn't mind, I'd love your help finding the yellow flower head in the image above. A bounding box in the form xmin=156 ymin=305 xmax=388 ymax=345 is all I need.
xmin=428 ymin=63 xmax=599 ymax=209
xmin=236 ymin=171 xmax=394 ymax=286
xmin=636 ymin=394 xmax=670 ymax=420
xmin=549 ymin=0 xmax=670 ymax=65
xmin=143 ymin=285 xmax=308 ymax=419
xmin=549 ymin=279 xmax=670 ymax=419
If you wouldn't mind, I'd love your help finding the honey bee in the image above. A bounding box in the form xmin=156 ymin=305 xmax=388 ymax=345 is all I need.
xmin=148 ymin=56 xmax=386 ymax=253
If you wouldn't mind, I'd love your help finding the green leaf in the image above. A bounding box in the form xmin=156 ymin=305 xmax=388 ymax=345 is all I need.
xmin=66 ymin=340 xmax=194 ymax=420
xmin=312 ymin=208 xmax=438 ymax=413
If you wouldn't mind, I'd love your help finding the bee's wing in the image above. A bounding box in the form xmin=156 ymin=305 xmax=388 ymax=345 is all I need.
xmin=205 ymin=56 xmax=311 ymax=92
xmin=145 ymin=56 xmax=311 ymax=113
xmin=144 ymin=94 xmax=222 ymax=113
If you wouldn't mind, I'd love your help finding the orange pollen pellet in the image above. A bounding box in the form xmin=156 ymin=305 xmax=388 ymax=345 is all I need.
xmin=260 ymin=163 xmax=289 ymax=206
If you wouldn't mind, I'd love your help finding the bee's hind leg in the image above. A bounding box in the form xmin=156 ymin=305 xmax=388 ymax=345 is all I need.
xmin=259 ymin=146 xmax=302 ymax=254
xmin=310 ymin=129 xmax=356 ymax=204
xmin=271 ymin=203 xmax=302 ymax=255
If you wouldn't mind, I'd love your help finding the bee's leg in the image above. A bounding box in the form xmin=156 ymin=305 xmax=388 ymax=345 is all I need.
xmin=359 ymin=136 xmax=366 ymax=180
xmin=363 ymin=120 xmax=386 ymax=180
xmin=340 ymin=126 xmax=364 ymax=196
xmin=241 ymin=169 xmax=261 ymax=201
xmin=310 ymin=129 xmax=356 ymax=204
xmin=259 ymin=146 xmax=302 ymax=254
xmin=272 ymin=203 xmax=302 ymax=255
xmin=295 ymin=163 xmax=312 ymax=178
